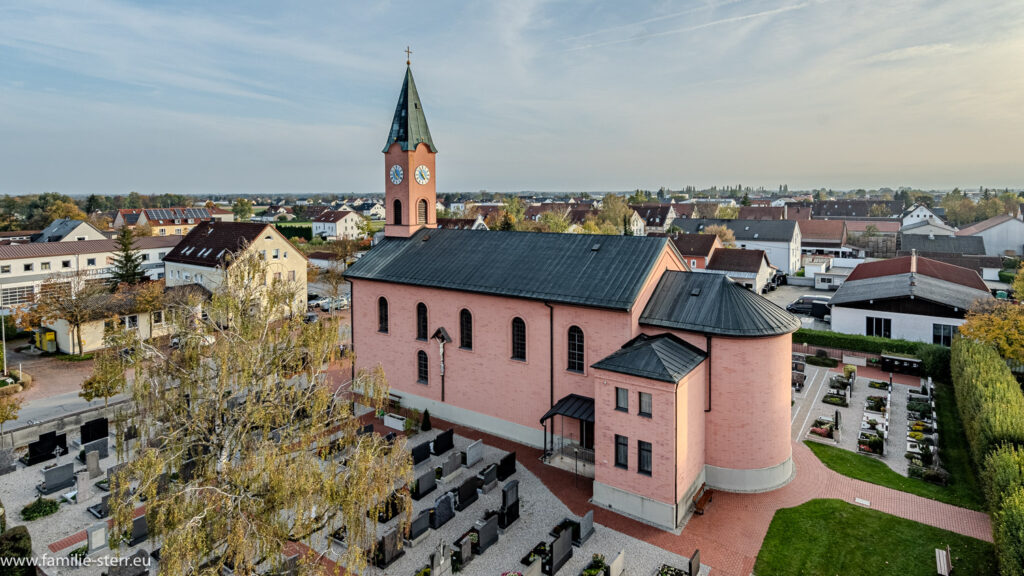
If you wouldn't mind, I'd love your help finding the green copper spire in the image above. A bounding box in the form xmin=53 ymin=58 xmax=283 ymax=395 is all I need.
xmin=382 ymin=65 xmax=437 ymax=153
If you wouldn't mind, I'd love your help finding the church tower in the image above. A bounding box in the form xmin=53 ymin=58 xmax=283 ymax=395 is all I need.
xmin=383 ymin=60 xmax=437 ymax=238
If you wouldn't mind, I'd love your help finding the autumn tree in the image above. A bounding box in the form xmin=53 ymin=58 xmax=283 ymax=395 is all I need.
xmin=704 ymin=224 xmax=736 ymax=247
xmin=26 ymin=273 xmax=110 ymax=356
xmin=44 ymin=200 xmax=88 ymax=225
xmin=108 ymin=252 xmax=412 ymax=575
xmin=231 ymin=198 xmax=254 ymax=222
xmin=714 ymin=205 xmax=739 ymax=219
xmin=598 ymin=193 xmax=630 ymax=232
xmin=134 ymin=223 xmax=153 ymax=237
xmin=960 ymin=300 xmax=1024 ymax=365
xmin=0 ymin=394 xmax=22 ymax=448
xmin=111 ymin=227 xmax=144 ymax=286
xmin=538 ymin=210 xmax=570 ymax=233
xmin=80 ymin=350 xmax=126 ymax=409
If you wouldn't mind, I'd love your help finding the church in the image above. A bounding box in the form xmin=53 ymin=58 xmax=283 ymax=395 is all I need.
xmin=346 ymin=63 xmax=800 ymax=531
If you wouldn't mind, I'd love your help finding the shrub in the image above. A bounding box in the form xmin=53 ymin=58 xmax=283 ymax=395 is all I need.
xmin=923 ymin=468 xmax=949 ymax=486
xmin=68 ymin=544 xmax=88 ymax=561
xmin=919 ymin=444 xmax=934 ymax=467
xmin=982 ymin=445 xmax=1024 ymax=512
xmin=908 ymin=465 xmax=925 ymax=479
xmin=0 ymin=526 xmax=33 ymax=576
xmin=806 ymin=355 xmax=838 ymax=368
xmin=843 ymin=364 xmax=856 ymax=379
xmin=822 ymin=394 xmax=848 ymax=407
xmin=421 ymin=409 xmax=432 ymax=431
xmin=21 ymin=497 xmax=58 ymax=521
xmin=994 ymin=486 xmax=1024 ymax=576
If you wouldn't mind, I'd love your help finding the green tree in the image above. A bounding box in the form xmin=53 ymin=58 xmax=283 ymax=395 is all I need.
xmin=741 ymin=193 xmax=751 ymax=206
xmin=0 ymin=394 xmax=22 ymax=448
xmin=538 ymin=210 xmax=570 ymax=233
xmin=108 ymin=252 xmax=412 ymax=575
xmin=111 ymin=227 xmax=144 ymax=287
xmin=598 ymin=194 xmax=629 ymax=232
xmin=502 ymin=196 xmax=525 ymax=229
xmin=44 ymin=200 xmax=88 ymax=225
xmin=715 ymin=205 xmax=739 ymax=219
xmin=80 ymin=350 xmax=126 ymax=409
xmin=627 ymin=189 xmax=651 ymax=205
xmin=125 ymin=191 xmax=143 ymax=209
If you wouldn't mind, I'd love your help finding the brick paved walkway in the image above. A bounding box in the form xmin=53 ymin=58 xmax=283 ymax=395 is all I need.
xmin=436 ymin=419 xmax=992 ymax=576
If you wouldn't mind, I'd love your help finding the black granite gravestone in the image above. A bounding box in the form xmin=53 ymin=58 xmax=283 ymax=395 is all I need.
xmin=81 ymin=417 xmax=109 ymax=445
xmin=128 ymin=515 xmax=148 ymax=546
xmin=497 ymin=451 xmax=517 ymax=481
xmin=408 ymin=509 xmax=430 ymax=541
xmin=455 ymin=476 xmax=479 ymax=511
xmin=475 ymin=514 xmax=499 ymax=555
xmin=88 ymin=494 xmax=111 ymax=519
xmin=430 ymin=492 xmax=455 ymax=529
xmin=547 ymin=529 xmax=573 ymax=575
xmin=356 ymin=423 xmax=374 ymax=436
xmin=411 ymin=441 xmax=431 ymax=465
xmin=479 ymin=463 xmax=498 ymax=492
xmin=499 ymin=480 xmax=520 ymax=529
xmin=373 ymin=526 xmax=404 ymax=568
xmin=432 ymin=428 xmax=454 ymax=455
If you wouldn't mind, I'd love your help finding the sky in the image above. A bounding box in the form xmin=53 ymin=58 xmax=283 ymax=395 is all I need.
xmin=1 ymin=0 xmax=1023 ymax=196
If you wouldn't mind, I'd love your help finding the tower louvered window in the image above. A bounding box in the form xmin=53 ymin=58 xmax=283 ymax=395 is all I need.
xmin=417 ymin=199 xmax=427 ymax=224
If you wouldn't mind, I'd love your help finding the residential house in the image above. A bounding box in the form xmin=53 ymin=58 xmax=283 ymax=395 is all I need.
xmin=898 ymin=235 xmax=986 ymax=257
xmin=352 ymin=201 xmax=386 ymax=220
xmin=830 ymin=253 xmax=992 ymax=345
xmin=956 ymin=214 xmax=1024 ymax=256
xmin=658 ymin=233 xmax=721 ymax=269
xmin=132 ymin=208 xmax=218 ymax=236
xmin=630 ymin=204 xmax=676 ymax=234
xmin=670 ymin=219 xmax=802 ymax=274
xmin=704 ymin=249 xmax=774 ymax=293
xmin=163 ymin=221 xmax=308 ymax=313
xmin=845 ymin=220 xmax=901 ymax=239
xmin=812 ymin=200 xmax=901 ymax=219
xmin=207 ymin=205 xmax=235 ymax=222
xmin=34 ymin=219 xmax=106 ymax=242
xmin=311 ymin=210 xmax=364 ymax=240
xmin=0 ymin=236 xmax=182 ymax=308
xmin=901 ymin=204 xmax=946 ymax=226
xmin=783 ymin=203 xmax=812 ymax=220
xmin=112 ymin=209 xmax=145 ymax=229
xmin=738 ymin=206 xmax=785 ymax=220
xmin=798 ymin=220 xmax=851 ymax=256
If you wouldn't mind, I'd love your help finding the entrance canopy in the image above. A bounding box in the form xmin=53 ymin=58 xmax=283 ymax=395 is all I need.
xmin=540 ymin=394 xmax=594 ymax=424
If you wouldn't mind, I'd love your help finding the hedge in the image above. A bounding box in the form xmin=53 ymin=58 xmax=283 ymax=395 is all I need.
xmin=994 ymin=486 xmax=1024 ymax=576
xmin=274 ymin=224 xmax=312 ymax=242
xmin=999 ymin=269 xmax=1017 ymax=284
xmin=793 ymin=329 xmax=950 ymax=379
xmin=982 ymin=445 xmax=1024 ymax=512
xmin=0 ymin=526 xmax=33 ymax=576
xmin=951 ymin=339 xmax=1024 ymax=466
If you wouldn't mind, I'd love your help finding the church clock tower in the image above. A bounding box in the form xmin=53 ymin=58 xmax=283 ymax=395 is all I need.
xmin=383 ymin=57 xmax=437 ymax=238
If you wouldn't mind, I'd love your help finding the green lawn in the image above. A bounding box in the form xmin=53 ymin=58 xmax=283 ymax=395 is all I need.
xmin=806 ymin=381 xmax=985 ymax=511
xmin=754 ymin=499 xmax=996 ymax=576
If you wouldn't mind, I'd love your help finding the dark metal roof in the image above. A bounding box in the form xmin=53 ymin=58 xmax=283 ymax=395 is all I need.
xmin=899 ymin=234 xmax=985 ymax=255
xmin=592 ymin=334 xmax=706 ymax=383
xmin=345 ymin=228 xmax=669 ymax=310
xmin=382 ymin=66 xmax=437 ymax=153
xmin=670 ymin=219 xmax=798 ymax=242
xmin=639 ymin=271 xmax=800 ymax=336
xmin=540 ymin=394 xmax=594 ymax=423
xmin=831 ymin=273 xmax=992 ymax=310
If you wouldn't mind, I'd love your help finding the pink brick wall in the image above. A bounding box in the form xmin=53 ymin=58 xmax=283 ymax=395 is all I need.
xmin=703 ymin=334 xmax=792 ymax=470
xmin=384 ymin=141 xmax=436 ymax=238
xmin=678 ymin=361 xmax=707 ymax=495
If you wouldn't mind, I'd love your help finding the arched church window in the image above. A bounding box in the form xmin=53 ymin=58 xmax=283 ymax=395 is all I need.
xmin=460 ymin=309 xmax=473 ymax=350
xmin=568 ymin=326 xmax=584 ymax=373
xmin=416 ymin=302 xmax=428 ymax=340
xmin=417 ymin=350 xmax=428 ymax=384
xmin=393 ymin=199 xmax=403 ymax=225
xmin=511 ymin=317 xmax=526 ymax=361
xmin=378 ymin=297 xmax=389 ymax=333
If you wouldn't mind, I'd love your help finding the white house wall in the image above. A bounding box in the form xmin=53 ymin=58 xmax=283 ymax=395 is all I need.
xmin=831 ymin=306 xmax=964 ymax=343
xmin=971 ymin=220 xmax=1024 ymax=256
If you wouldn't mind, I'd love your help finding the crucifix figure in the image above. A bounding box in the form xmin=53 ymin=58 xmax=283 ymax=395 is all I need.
xmin=405 ymin=46 xmax=413 ymax=65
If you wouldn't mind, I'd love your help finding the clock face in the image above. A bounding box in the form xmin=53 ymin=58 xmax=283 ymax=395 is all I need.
xmin=414 ymin=165 xmax=431 ymax=185
xmin=389 ymin=165 xmax=403 ymax=185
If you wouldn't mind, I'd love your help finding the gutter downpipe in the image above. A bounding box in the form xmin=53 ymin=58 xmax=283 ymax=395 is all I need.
xmin=704 ymin=335 xmax=712 ymax=413
xmin=545 ymin=301 xmax=555 ymax=456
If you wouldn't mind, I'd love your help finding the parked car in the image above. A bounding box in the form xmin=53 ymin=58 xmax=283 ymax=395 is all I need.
xmin=307 ymin=295 xmax=328 ymax=309
xmin=320 ymin=297 xmax=350 ymax=311
xmin=303 ymin=312 xmax=319 ymax=324
xmin=786 ymin=295 xmax=832 ymax=318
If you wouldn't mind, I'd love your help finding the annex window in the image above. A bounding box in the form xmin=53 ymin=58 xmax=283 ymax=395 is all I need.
xmin=615 ymin=387 xmax=629 ymax=412
xmin=23 ymin=264 xmax=33 ymax=272
xmin=378 ymin=297 xmax=389 ymax=333
xmin=417 ymin=350 xmax=428 ymax=384
xmin=933 ymin=324 xmax=956 ymax=347
xmin=288 ymin=270 xmax=296 ymax=281
xmin=87 ymin=258 xmax=96 ymax=266
xmin=865 ymin=317 xmax=891 ymax=339
xmin=0 ymin=266 xmax=8 ymax=274
xmin=638 ymin=440 xmax=652 ymax=476
xmin=567 ymin=326 xmax=584 ymax=373
xmin=62 ymin=260 xmax=71 ymax=268
xmin=273 ymin=249 xmax=280 ymax=259
xmin=614 ymin=435 xmax=628 ymax=469
xmin=140 ymin=254 xmax=149 ymax=261
xmin=639 ymin=392 xmax=653 ymax=418
xmin=511 ymin=317 xmax=526 ymax=361
xmin=459 ymin=308 xmax=473 ymax=350
xmin=416 ymin=302 xmax=428 ymax=340
xmin=417 ymin=199 xmax=428 ymax=224
xmin=124 ymin=315 xmax=139 ymax=329
xmin=40 ymin=262 xmax=51 ymax=271
xmin=152 ymin=310 xmax=164 ymax=325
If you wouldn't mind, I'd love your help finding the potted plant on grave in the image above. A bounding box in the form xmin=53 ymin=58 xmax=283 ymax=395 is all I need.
xmin=657 ymin=565 xmax=687 ymax=576
xmin=581 ymin=553 xmax=608 ymax=576
xmin=521 ymin=542 xmax=550 ymax=567
xmin=414 ymin=567 xmax=432 ymax=576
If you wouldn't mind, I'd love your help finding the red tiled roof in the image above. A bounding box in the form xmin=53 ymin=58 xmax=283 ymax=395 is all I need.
xmin=673 ymin=204 xmax=696 ymax=218
xmin=163 ymin=221 xmax=273 ymax=267
xmin=706 ymin=248 xmax=769 ymax=274
xmin=738 ymin=206 xmax=784 ymax=220
xmin=0 ymin=235 xmax=181 ymax=261
xmin=845 ymin=255 xmax=988 ymax=291
xmin=845 ymin=220 xmax=901 ymax=233
xmin=307 ymin=251 xmax=342 ymax=260
xmin=664 ymin=233 xmax=719 ymax=258
xmin=312 ymin=209 xmax=356 ymax=223
xmin=798 ymin=219 xmax=847 ymax=242
xmin=956 ymin=214 xmax=1015 ymax=236
xmin=784 ymin=204 xmax=812 ymax=220
xmin=568 ymin=208 xmax=600 ymax=224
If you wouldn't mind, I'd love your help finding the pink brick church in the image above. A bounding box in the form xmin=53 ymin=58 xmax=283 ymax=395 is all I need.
xmin=346 ymin=64 xmax=801 ymax=531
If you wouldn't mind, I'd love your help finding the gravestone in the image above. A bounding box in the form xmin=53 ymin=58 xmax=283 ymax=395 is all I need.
xmin=271 ymin=554 xmax=299 ymax=576
xmin=405 ymin=509 xmax=431 ymax=547
xmin=38 ymin=462 xmax=75 ymax=495
xmin=108 ymin=549 xmax=150 ymax=576
xmin=356 ymin=423 xmax=374 ymax=436
xmin=478 ymin=463 xmax=498 ymax=493
xmin=525 ymin=558 xmax=542 ymax=576
xmin=608 ymin=549 xmax=626 ymax=576
xmin=431 ymin=542 xmax=453 ymax=576
xmin=412 ymin=469 xmax=437 ymax=501
xmin=0 ymin=448 xmax=16 ymax=475
xmin=87 ymin=451 xmax=102 ymax=479
xmin=455 ymin=476 xmax=479 ymax=511
xmin=475 ymin=514 xmax=498 ymax=555
xmin=463 ymin=439 xmax=483 ymax=468
xmin=22 ymin=432 xmax=68 ymax=466
xmin=128 ymin=515 xmax=149 ymax=546
xmin=374 ymin=526 xmax=404 ymax=568
xmin=411 ymin=441 xmax=432 ymax=466
xmin=689 ymin=549 xmax=701 ymax=576
xmin=497 ymin=451 xmax=517 ymax=481
xmin=441 ymin=451 xmax=461 ymax=481
xmin=383 ymin=432 xmax=396 ymax=445
xmin=499 ymin=480 xmax=520 ymax=529
xmin=88 ymin=494 xmax=111 ymax=519
xmin=575 ymin=510 xmax=594 ymax=545
xmin=457 ymin=534 xmax=474 ymax=568
xmin=87 ymin=522 xmax=108 ymax=552
xmin=81 ymin=438 xmax=109 ymax=461
xmin=432 ymin=428 xmax=454 ymax=455
xmin=80 ymin=417 xmax=109 ymax=445
xmin=430 ymin=492 xmax=455 ymax=529
xmin=549 ymin=529 xmax=573 ymax=575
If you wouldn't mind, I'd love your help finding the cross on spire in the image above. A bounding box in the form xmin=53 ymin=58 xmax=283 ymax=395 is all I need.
xmin=405 ymin=46 xmax=412 ymax=66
